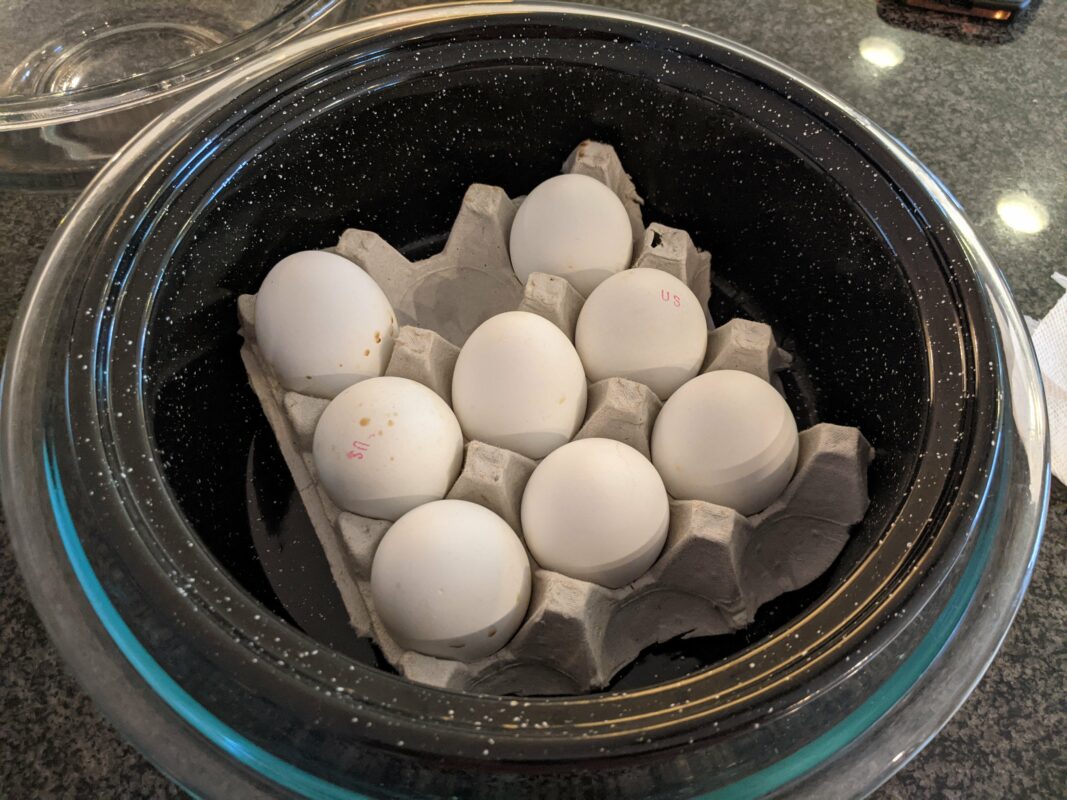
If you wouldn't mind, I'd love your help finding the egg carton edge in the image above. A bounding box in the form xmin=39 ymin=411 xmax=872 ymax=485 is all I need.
xmin=236 ymin=141 xmax=873 ymax=694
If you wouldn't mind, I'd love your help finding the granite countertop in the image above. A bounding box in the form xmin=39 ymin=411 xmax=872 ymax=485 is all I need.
xmin=1 ymin=0 xmax=1064 ymax=797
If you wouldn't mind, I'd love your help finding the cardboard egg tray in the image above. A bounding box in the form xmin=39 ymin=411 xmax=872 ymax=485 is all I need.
xmin=238 ymin=142 xmax=874 ymax=695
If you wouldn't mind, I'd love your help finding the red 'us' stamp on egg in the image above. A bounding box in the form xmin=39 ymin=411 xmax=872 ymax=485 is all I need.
xmin=660 ymin=289 xmax=682 ymax=307
xmin=346 ymin=440 xmax=371 ymax=460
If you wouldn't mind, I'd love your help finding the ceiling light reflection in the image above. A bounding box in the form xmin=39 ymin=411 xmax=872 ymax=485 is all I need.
xmin=997 ymin=193 xmax=1049 ymax=234
xmin=859 ymin=37 xmax=905 ymax=69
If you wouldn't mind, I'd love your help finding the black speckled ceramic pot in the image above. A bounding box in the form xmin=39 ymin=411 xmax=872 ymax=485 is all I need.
xmin=1 ymin=4 xmax=1048 ymax=798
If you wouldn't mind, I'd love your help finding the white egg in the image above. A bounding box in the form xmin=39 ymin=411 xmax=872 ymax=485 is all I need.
xmin=576 ymin=268 xmax=708 ymax=400
xmin=509 ymin=173 xmax=633 ymax=297
xmin=255 ymin=250 xmax=397 ymax=399
xmin=521 ymin=438 xmax=670 ymax=588
xmin=371 ymin=500 xmax=532 ymax=661
xmin=312 ymin=377 xmax=463 ymax=521
xmin=651 ymin=370 xmax=799 ymax=516
xmin=451 ymin=311 xmax=587 ymax=459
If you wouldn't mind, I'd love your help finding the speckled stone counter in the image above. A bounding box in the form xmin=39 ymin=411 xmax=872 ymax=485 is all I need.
xmin=1 ymin=0 xmax=1064 ymax=797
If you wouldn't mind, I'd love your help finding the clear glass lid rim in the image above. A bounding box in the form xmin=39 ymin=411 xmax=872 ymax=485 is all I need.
xmin=0 ymin=0 xmax=340 ymax=130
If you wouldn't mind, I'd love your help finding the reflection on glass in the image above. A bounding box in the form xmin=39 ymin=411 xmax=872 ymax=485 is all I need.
xmin=859 ymin=36 xmax=905 ymax=69
xmin=997 ymin=192 xmax=1049 ymax=234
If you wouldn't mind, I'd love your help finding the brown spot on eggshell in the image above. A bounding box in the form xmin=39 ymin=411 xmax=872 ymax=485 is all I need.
xmin=359 ymin=417 xmax=370 ymax=426
xmin=374 ymin=331 xmax=382 ymax=344
xmin=387 ymin=419 xmax=394 ymax=427
xmin=363 ymin=349 xmax=370 ymax=356
xmin=557 ymin=396 xmax=566 ymax=404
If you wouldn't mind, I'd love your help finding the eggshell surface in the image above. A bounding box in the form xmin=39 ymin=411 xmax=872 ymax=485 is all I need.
xmin=255 ymin=250 xmax=397 ymax=398
xmin=521 ymin=438 xmax=670 ymax=588
xmin=509 ymin=173 xmax=633 ymax=297
xmin=371 ymin=500 xmax=532 ymax=661
xmin=312 ymin=377 xmax=463 ymax=521
xmin=651 ymin=370 xmax=799 ymax=515
xmin=576 ymin=268 xmax=708 ymax=399
xmin=451 ymin=311 xmax=587 ymax=459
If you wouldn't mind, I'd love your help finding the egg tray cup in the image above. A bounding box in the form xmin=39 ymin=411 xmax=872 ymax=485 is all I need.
xmin=238 ymin=141 xmax=875 ymax=695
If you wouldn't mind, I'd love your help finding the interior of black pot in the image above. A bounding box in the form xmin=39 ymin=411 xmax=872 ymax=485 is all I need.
xmin=145 ymin=38 xmax=928 ymax=691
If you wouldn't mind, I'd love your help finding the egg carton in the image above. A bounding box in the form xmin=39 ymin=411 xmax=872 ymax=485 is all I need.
xmin=238 ymin=142 xmax=874 ymax=695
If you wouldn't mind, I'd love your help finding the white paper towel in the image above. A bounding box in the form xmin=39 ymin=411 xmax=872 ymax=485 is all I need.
xmin=1030 ymin=273 xmax=1067 ymax=484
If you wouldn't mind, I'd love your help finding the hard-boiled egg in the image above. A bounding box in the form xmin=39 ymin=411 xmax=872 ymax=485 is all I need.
xmin=312 ymin=376 xmax=463 ymax=521
xmin=509 ymin=173 xmax=632 ymax=297
xmin=255 ymin=250 xmax=397 ymax=398
xmin=576 ymin=268 xmax=708 ymax=400
xmin=451 ymin=311 xmax=587 ymax=459
xmin=651 ymin=370 xmax=799 ymax=515
xmin=521 ymin=438 xmax=670 ymax=588
xmin=371 ymin=500 xmax=531 ymax=661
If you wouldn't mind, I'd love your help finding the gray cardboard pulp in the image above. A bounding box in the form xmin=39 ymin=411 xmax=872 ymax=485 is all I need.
xmin=238 ymin=141 xmax=874 ymax=695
